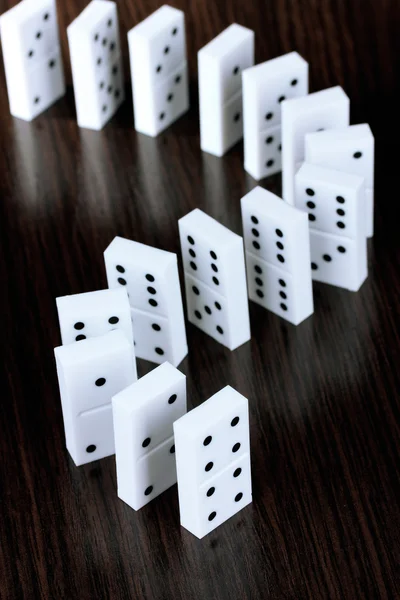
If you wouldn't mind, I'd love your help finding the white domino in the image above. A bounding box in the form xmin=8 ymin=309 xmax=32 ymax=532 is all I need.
xmin=128 ymin=5 xmax=189 ymax=137
xmin=67 ymin=0 xmax=124 ymax=130
xmin=0 ymin=0 xmax=65 ymax=121
xmin=295 ymin=162 xmax=367 ymax=291
xmin=241 ymin=186 xmax=313 ymax=325
xmin=178 ymin=209 xmax=250 ymax=350
xmin=112 ymin=362 xmax=186 ymax=510
xmin=281 ymin=86 xmax=350 ymax=205
xmin=198 ymin=24 xmax=254 ymax=157
xmin=54 ymin=330 xmax=137 ymax=466
xmin=104 ymin=236 xmax=188 ymax=366
xmin=56 ymin=288 xmax=135 ymax=350
xmin=242 ymin=52 xmax=308 ymax=180
xmin=305 ymin=124 xmax=375 ymax=237
xmin=174 ymin=385 xmax=252 ymax=539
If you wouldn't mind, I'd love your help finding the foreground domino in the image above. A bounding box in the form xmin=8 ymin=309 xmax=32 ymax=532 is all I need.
xmin=128 ymin=5 xmax=189 ymax=137
xmin=112 ymin=362 xmax=186 ymax=510
xmin=305 ymin=124 xmax=375 ymax=237
xmin=54 ymin=330 xmax=137 ymax=466
xmin=178 ymin=209 xmax=250 ymax=350
xmin=241 ymin=187 xmax=313 ymax=325
xmin=281 ymin=86 xmax=350 ymax=205
xmin=198 ymin=24 xmax=254 ymax=157
xmin=243 ymin=52 xmax=308 ymax=180
xmin=174 ymin=386 xmax=252 ymax=539
xmin=56 ymin=288 xmax=134 ymax=347
xmin=295 ymin=163 xmax=367 ymax=291
xmin=0 ymin=0 xmax=65 ymax=121
xmin=67 ymin=0 xmax=124 ymax=130
xmin=104 ymin=236 xmax=187 ymax=366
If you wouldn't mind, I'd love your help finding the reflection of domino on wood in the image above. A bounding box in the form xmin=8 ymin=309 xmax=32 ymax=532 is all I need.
xmin=243 ymin=52 xmax=308 ymax=180
xmin=241 ymin=186 xmax=314 ymax=325
xmin=104 ymin=236 xmax=188 ymax=367
xmin=67 ymin=0 xmax=124 ymax=130
xmin=281 ymin=86 xmax=350 ymax=205
xmin=178 ymin=209 xmax=251 ymax=350
xmin=128 ymin=5 xmax=189 ymax=137
xmin=0 ymin=0 xmax=65 ymax=121
xmin=174 ymin=386 xmax=252 ymax=539
xmin=112 ymin=362 xmax=186 ymax=510
xmin=54 ymin=330 xmax=137 ymax=466
xmin=198 ymin=24 xmax=254 ymax=157
xmin=305 ymin=124 xmax=375 ymax=237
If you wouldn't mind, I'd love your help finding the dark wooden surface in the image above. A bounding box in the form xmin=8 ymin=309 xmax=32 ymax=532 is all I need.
xmin=1 ymin=0 xmax=399 ymax=598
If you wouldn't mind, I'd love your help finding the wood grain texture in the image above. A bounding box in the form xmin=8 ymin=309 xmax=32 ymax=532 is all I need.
xmin=0 ymin=0 xmax=399 ymax=598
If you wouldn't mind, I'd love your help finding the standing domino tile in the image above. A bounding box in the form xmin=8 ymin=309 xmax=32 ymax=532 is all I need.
xmin=241 ymin=187 xmax=313 ymax=325
xmin=128 ymin=5 xmax=189 ymax=137
xmin=0 ymin=0 xmax=65 ymax=121
xmin=305 ymin=124 xmax=375 ymax=237
xmin=281 ymin=86 xmax=350 ymax=205
xmin=54 ymin=330 xmax=137 ymax=466
xmin=67 ymin=0 xmax=124 ymax=130
xmin=178 ymin=209 xmax=250 ymax=350
xmin=198 ymin=24 xmax=254 ymax=157
xmin=174 ymin=386 xmax=252 ymax=539
xmin=112 ymin=362 xmax=186 ymax=510
xmin=104 ymin=237 xmax=187 ymax=367
xmin=295 ymin=163 xmax=367 ymax=291
xmin=242 ymin=52 xmax=308 ymax=180
xmin=56 ymin=288 xmax=135 ymax=350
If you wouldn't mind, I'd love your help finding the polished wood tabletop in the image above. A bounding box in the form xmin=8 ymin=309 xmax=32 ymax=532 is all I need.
xmin=1 ymin=0 xmax=399 ymax=598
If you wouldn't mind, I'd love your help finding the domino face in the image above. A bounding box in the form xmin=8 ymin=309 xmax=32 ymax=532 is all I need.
xmin=242 ymin=52 xmax=308 ymax=180
xmin=295 ymin=163 xmax=367 ymax=291
xmin=281 ymin=86 xmax=350 ymax=205
xmin=104 ymin=236 xmax=188 ymax=366
xmin=112 ymin=362 xmax=186 ymax=510
xmin=174 ymin=386 xmax=252 ymax=539
xmin=56 ymin=288 xmax=135 ymax=349
xmin=241 ymin=186 xmax=313 ymax=325
xmin=178 ymin=209 xmax=251 ymax=350
xmin=54 ymin=330 xmax=137 ymax=466
xmin=0 ymin=0 xmax=65 ymax=120
xmin=198 ymin=24 xmax=254 ymax=156
xmin=67 ymin=0 xmax=125 ymax=130
xmin=128 ymin=5 xmax=189 ymax=137
xmin=305 ymin=124 xmax=375 ymax=237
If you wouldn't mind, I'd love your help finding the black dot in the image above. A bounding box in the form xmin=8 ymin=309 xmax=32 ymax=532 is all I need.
xmin=336 ymin=196 xmax=345 ymax=204
xmin=109 ymin=42 xmax=115 ymax=51
xmin=116 ymin=265 xmax=125 ymax=273
xmin=233 ymin=112 xmax=241 ymax=122
xmin=189 ymin=249 xmax=196 ymax=258
xmin=231 ymin=417 xmax=239 ymax=427
xmin=205 ymin=462 xmax=213 ymax=472
xmin=168 ymin=394 xmax=177 ymax=405
xmin=108 ymin=19 xmax=112 ymax=27
xmin=208 ymin=511 xmax=216 ymax=521
xmin=210 ymin=250 xmax=217 ymax=260
xmin=164 ymin=46 xmax=170 ymax=54
xmin=112 ymin=66 xmax=118 ymax=75
xmin=108 ymin=316 xmax=119 ymax=325
xmin=190 ymin=261 xmax=197 ymax=271
xmin=34 ymin=97 xmax=40 ymax=104
xmin=252 ymin=228 xmax=259 ymax=237
xmin=337 ymin=246 xmax=346 ymax=253
xmin=115 ymin=91 xmax=120 ymax=101
xmin=97 ymin=58 xmax=102 ymax=65
xmin=102 ymin=105 xmax=107 ymax=113
xmin=152 ymin=323 xmax=161 ymax=331
xmin=99 ymin=81 xmax=105 ymax=89
xmin=256 ymin=289 xmax=264 ymax=298
xmin=147 ymin=286 xmax=156 ymax=295
xmin=155 ymin=347 xmax=164 ymax=355
xmin=215 ymin=302 xmax=222 ymax=310
xmin=311 ymin=262 xmax=318 ymax=270
xmin=255 ymin=265 xmax=262 ymax=274
xmin=309 ymin=214 xmax=316 ymax=222
xmin=159 ymin=112 xmax=165 ymax=120
xmin=323 ymin=254 xmax=332 ymax=262
xmin=194 ymin=310 xmax=202 ymax=319
xmin=233 ymin=468 xmax=242 ymax=477
xmin=94 ymin=34 xmax=99 ymax=41
xmin=337 ymin=221 xmax=345 ymax=229
xmin=49 ymin=59 xmax=56 ymax=68
xmin=277 ymin=254 xmax=285 ymax=263
xmin=102 ymin=38 xmax=107 ymax=46
xmin=235 ymin=493 xmax=243 ymax=502
xmin=170 ymin=445 xmax=175 ymax=454
xmin=156 ymin=65 xmax=162 ymax=73
xmin=167 ymin=93 xmax=174 ymax=102
xmin=291 ymin=78 xmax=298 ymax=86
xmin=172 ymin=27 xmax=178 ymax=35
xmin=253 ymin=241 xmax=260 ymax=250
xmin=205 ymin=306 xmax=212 ymax=315
xmin=74 ymin=322 xmax=85 ymax=330
xmin=278 ymin=144 xmax=282 ymax=152
xmin=149 ymin=299 xmax=158 ymax=307
xmin=251 ymin=216 xmax=259 ymax=224
xmin=212 ymin=277 xmax=219 ymax=285
xmin=280 ymin=303 xmax=288 ymax=311
xmin=203 ymin=436 xmax=212 ymax=446
xmin=266 ymin=159 xmax=274 ymax=168
xmin=276 ymin=241 xmax=284 ymax=250
xmin=118 ymin=277 xmax=127 ymax=285
xmin=188 ymin=235 xmax=195 ymax=245
xmin=278 ymin=95 xmax=286 ymax=103
xmin=95 ymin=378 xmax=106 ymax=387
xmin=144 ymin=486 xmax=153 ymax=496
xmin=232 ymin=443 xmax=241 ymax=453
xmin=266 ymin=136 xmax=274 ymax=144
xmin=211 ymin=263 xmax=218 ymax=273
xmin=280 ymin=291 xmax=287 ymax=299
xmin=265 ymin=112 xmax=273 ymax=120
xmin=353 ymin=151 xmax=362 ymax=159
xmin=36 ymin=31 xmax=42 ymax=39
xmin=275 ymin=228 xmax=283 ymax=237
xmin=28 ymin=50 xmax=34 ymax=57
xmin=207 ymin=487 xmax=215 ymax=497
xmin=75 ymin=335 xmax=86 ymax=341
xmin=142 ymin=438 xmax=151 ymax=448
xmin=175 ymin=75 xmax=181 ymax=84
xmin=255 ymin=277 xmax=263 ymax=286
xmin=145 ymin=274 xmax=155 ymax=282
xmin=337 ymin=208 xmax=345 ymax=216
xmin=43 ymin=12 xmax=50 ymax=21
xmin=107 ymin=85 xmax=113 ymax=94
xmin=307 ymin=201 xmax=316 ymax=209
xmin=233 ymin=66 xmax=239 ymax=75
xmin=192 ymin=285 xmax=200 ymax=296
xmin=86 ymin=445 xmax=96 ymax=453
xmin=216 ymin=326 xmax=223 ymax=334
xmin=279 ymin=279 xmax=286 ymax=287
